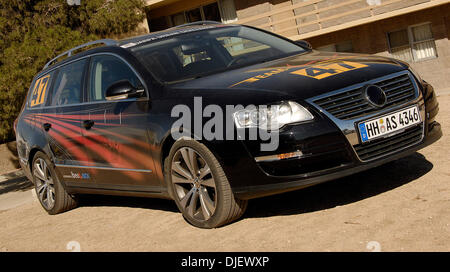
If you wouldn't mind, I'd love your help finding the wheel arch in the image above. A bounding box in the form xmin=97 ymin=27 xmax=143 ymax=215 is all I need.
xmin=28 ymin=145 xmax=56 ymax=168
xmin=161 ymin=135 xmax=176 ymax=169
xmin=28 ymin=146 xmax=71 ymax=192
xmin=28 ymin=147 xmax=44 ymax=173
xmin=160 ymin=134 xmax=223 ymax=171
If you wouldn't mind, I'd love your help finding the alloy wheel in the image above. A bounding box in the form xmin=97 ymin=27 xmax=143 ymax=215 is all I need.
xmin=33 ymin=158 xmax=56 ymax=210
xmin=171 ymin=147 xmax=217 ymax=221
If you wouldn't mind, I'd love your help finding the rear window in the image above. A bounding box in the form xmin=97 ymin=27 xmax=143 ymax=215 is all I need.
xmin=49 ymin=59 xmax=87 ymax=106
xmin=131 ymin=26 xmax=305 ymax=83
xmin=28 ymin=72 xmax=54 ymax=108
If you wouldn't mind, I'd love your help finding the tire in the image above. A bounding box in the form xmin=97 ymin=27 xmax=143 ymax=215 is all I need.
xmin=32 ymin=151 xmax=77 ymax=214
xmin=164 ymin=140 xmax=248 ymax=228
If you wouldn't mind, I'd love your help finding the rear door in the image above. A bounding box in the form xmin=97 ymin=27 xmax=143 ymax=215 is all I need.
xmin=43 ymin=59 xmax=91 ymax=183
xmin=79 ymin=53 xmax=158 ymax=191
xmin=22 ymin=71 xmax=56 ymax=163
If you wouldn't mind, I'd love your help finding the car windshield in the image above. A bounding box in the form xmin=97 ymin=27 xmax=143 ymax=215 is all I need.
xmin=131 ymin=26 xmax=307 ymax=83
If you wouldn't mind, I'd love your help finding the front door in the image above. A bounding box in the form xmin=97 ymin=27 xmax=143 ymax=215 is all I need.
xmin=79 ymin=54 xmax=159 ymax=191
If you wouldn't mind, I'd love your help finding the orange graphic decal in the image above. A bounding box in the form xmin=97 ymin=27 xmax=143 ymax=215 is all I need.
xmin=230 ymin=67 xmax=291 ymax=87
xmin=229 ymin=57 xmax=367 ymax=87
xmin=291 ymin=61 xmax=368 ymax=80
xmin=30 ymin=75 xmax=51 ymax=107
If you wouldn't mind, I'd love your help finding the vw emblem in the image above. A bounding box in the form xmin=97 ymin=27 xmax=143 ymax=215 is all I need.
xmin=364 ymin=85 xmax=387 ymax=108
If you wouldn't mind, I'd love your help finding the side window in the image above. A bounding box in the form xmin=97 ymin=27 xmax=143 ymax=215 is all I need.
xmin=29 ymin=72 xmax=54 ymax=108
xmin=50 ymin=59 xmax=87 ymax=106
xmin=88 ymin=55 xmax=142 ymax=102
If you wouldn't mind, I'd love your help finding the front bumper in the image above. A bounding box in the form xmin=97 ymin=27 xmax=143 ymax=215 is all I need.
xmin=233 ymin=121 xmax=441 ymax=199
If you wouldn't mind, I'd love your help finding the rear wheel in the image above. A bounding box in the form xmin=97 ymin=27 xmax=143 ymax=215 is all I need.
xmin=165 ymin=140 xmax=247 ymax=228
xmin=32 ymin=151 xmax=77 ymax=214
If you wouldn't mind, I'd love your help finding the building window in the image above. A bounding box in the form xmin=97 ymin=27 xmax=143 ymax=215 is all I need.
xmin=171 ymin=12 xmax=186 ymax=26
xmin=170 ymin=2 xmax=222 ymax=27
xmin=148 ymin=1 xmax=237 ymax=32
xmin=218 ymin=0 xmax=237 ymax=23
xmin=388 ymin=23 xmax=437 ymax=62
xmin=316 ymin=41 xmax=353 ymax=53
xmin=186 ymin=8 xmax=202 ymax=23
xmin=149 ymin=16 xmax=170 ymax=32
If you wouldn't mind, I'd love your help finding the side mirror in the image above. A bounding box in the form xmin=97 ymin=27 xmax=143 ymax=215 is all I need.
xmin=105 ymin=80 xmax=144 ymax=101
xmin=296 ymin=40 xmax=313 ymax=50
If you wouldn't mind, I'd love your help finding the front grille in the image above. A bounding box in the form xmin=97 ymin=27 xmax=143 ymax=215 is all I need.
xmin=313 ymin=73 xmax=417 ymax=120
xmin=354 ymin=124 xmax=423 ymax=161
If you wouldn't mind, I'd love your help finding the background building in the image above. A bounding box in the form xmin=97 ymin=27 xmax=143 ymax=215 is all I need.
xmin=143 ymin=0 xmax=450 ymax=90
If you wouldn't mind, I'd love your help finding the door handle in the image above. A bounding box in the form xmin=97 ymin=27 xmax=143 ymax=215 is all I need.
xmin=83 ymin=120 xmax=95 ymax=130
xmin=42 ymin=123 xmax=51 ymax=131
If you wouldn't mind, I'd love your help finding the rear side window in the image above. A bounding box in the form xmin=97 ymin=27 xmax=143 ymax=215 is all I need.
xmin=50 ymin=59 xmax=87 ymax=106
xmin=28 ymin=72 xmax=54 ymax=108
xmin=88 ymin=55 xmax=142 ymax=102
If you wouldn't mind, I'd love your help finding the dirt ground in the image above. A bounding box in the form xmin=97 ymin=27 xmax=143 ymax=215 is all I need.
xmin=0 ymin=95 xmax=449 ymax=252
xmin=0 ymin=141 xmax=19 ymax=174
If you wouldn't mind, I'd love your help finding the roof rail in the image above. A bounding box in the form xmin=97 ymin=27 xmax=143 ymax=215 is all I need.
xmin=172 ymin=21 xmax=223 ymax=29
xmin=43 ymin=39 xmax=117 ymax=70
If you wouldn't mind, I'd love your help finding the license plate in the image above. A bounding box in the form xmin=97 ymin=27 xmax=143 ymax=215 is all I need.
xmin=358 ymin=105 xmax=421 ymax=143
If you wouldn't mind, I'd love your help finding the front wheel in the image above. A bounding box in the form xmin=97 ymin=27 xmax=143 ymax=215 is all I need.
xmin=165 ymin=140 xmax=247 ymax=228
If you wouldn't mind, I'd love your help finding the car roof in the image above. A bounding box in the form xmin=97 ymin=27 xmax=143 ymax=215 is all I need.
xmin=117 ymin=21 xmax=235 ymax=48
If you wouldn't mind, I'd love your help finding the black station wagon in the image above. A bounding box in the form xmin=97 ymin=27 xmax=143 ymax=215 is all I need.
xmin=15 ymin=21 xmax=441 ymax=228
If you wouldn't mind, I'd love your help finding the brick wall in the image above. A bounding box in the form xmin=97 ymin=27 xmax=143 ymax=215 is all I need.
xmin=235 ymin=0 xmax=272 ymax=31
xmin=306 ymin=5 xmax=450 ymax=90
xmin=234 ymin=0 xmax=298 ymax=35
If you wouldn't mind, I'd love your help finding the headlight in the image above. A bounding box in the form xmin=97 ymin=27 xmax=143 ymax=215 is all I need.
xmin=234 ymin=101 xmax=314 ymax=130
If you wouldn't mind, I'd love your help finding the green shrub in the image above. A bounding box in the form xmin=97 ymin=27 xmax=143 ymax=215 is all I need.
xmin=0 ymin=0 xmax=146 ymax=143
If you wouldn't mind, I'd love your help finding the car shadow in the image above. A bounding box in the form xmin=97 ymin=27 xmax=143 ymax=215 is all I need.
xmin=77 ymin=194 xmax=179 ymax=213
xmin=0 ymin=171 xmax=33 ymax=195
xmin=244 ymin=152 xmax=433 ymax=219
xmin=74 ymin=152 xmax=433 ymax=220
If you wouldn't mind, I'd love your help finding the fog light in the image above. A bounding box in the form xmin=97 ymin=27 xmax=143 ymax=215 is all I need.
xmin=255 ymin=150 xmax=303 ymax=162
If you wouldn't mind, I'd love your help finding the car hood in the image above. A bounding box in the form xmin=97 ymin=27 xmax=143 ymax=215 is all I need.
xmin=168 ymin=51 xmax=407 ymax=102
